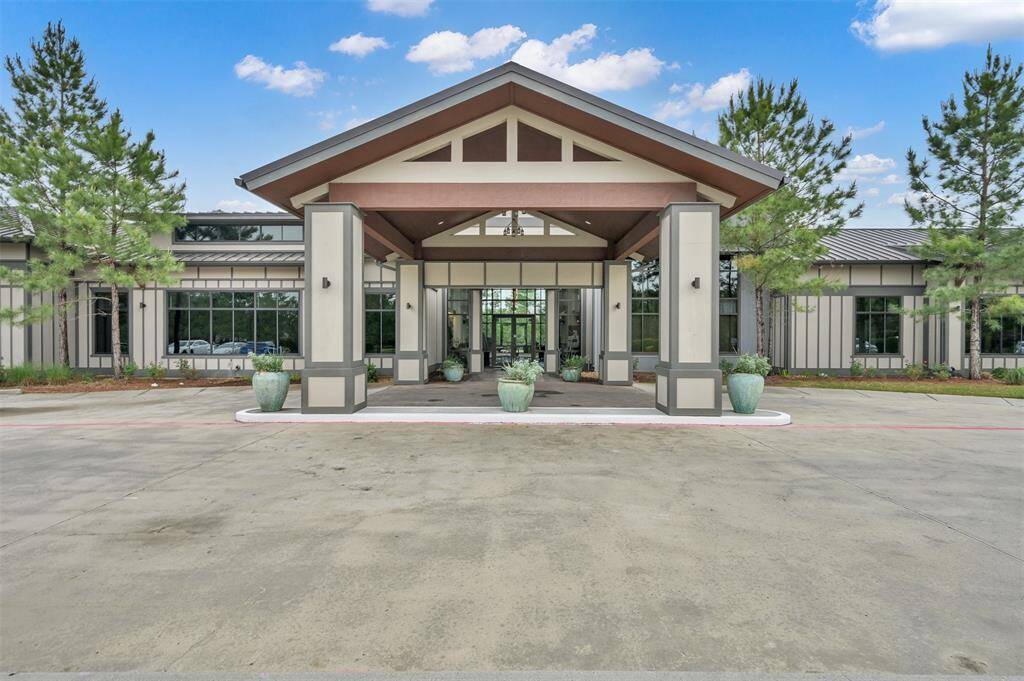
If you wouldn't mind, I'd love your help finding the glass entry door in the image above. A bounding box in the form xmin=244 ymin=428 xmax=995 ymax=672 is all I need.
xmin=491 ymin=314 xmax=537 ymax=366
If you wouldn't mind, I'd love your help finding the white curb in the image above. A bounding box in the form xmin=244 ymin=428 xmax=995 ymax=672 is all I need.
xmin=235 ymin=406 xmax=791 ymax=426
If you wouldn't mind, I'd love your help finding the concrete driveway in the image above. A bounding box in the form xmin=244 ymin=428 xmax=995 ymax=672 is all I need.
xmin=1 ymin=385 xmax=1021 ymax=673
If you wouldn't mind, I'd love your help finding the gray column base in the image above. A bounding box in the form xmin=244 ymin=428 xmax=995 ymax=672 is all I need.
xmin=654 ymin=362 xmax=722 ymax=416
xmin=394 ymin=350 xmax=429 ymax=384
xmin=599 ymin=351 xmax=633 ymax=386
xmin=545 ymin=349 xmax=559 ymax=373
xmin=468 ymin=349 xmax=483 ymax=374
xmin=301 ymin=364 xmax=368 ymax=414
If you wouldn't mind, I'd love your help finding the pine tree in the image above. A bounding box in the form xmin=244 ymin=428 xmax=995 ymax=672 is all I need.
xmin=718 ymin=79 xmax=863 ymax=357
xmin=0 ymin=22 xmax=106 ymax=366
xmin=906 ymin=47 xmax=1024 ymax=379
xmin=71 ymin=111 xmax=185 ymax=377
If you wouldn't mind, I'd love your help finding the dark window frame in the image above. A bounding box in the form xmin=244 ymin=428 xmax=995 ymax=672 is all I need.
xmin=719 ymin=257 xmax=740 ymax=354
xmin=854 ymin=296 xmax=902 ymax=355
xmin=173 ymin=223 xmax=304 ymax=244
xmin=165 ymin=289 xmax=301 ymax=357
xmin=91 ymin=288 xmax=129 ymax=357
xmin=967 ymin=298 xmax=1024 ymax=355
xmin=365 ymin=291 xmax=396 ymax=355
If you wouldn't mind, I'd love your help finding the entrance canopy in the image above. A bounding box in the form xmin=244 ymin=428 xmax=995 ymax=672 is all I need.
xmin=236 ymin=62 xmax=783 ymax=263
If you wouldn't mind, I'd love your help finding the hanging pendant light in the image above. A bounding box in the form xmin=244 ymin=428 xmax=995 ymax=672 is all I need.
xmin=503 ymin=209 xmax=524 ymax=237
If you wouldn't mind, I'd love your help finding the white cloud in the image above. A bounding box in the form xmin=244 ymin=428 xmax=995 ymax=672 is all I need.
xmin=654 ymin=68 xmax=752 ymax=123
xmin=838 ymin=153 xmax=897 ymax=180
xmin=886 ymin=190 xmax=924 ymax=205
xmin=234 ymin=55 xmax=326 ymax=96
xmin=407 ymin=25 xmax=526 ymax=74
xmin=330 ymin=33 xmax=390 ymax=57
xmin=511 ymin=24 xmax=665 ymax=92
xmin=851 ymin=0 xmax=1024 ymax=52
xmin=215 ymin=199 xmax=260 ymax=212
xmin=880 ymin=173 xmax=901 ymax=185
xmin=367 ymin=0 xmax=432 ymax=17
xmin=847 ymin=120 xmax=885 ymax=140
xmin=863 ymin=187 xmax=881 ymax=197
xmin=344 ymin=117 xmax=372 ymax=131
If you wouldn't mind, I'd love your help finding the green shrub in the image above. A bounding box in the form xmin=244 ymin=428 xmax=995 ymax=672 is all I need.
xmin=366 ymin=361 xmax=378 ymax=383
xmin=930 ymin=363 xmax=951 ymax=381
xmin=903 ymin=363 xmax=926 ymax=381
xmin=2 ymin=364 xmax=42 ymax=385
xmin=290 ymin=372 xmax=301 ymax=383
xmin=175 ymin=358 xmax=199 ymax=380
xmin=442 ymin=356 xmax=465 ymax=370
xmin=121 ymin=359 xmax=138 ymax=377
xmin=562 ymin=355 xmax=586 ymax=370
xmin=249 ymin=352 xmax=284 ymax=373
xmin=1002 ymin=367 xmax=1024 ymax=385
xmin=991 ymin=367 xmax=1008 ymax=380
xmin=501 ymin=358 xmax=545 ymax=384
xmin=43 ymin=365 xmax=74 ymax=385
xmin=850 ymin=359 xmax=864 ymax=377
xmin=865 ymin=367 xmax=879 ymax=378
xmin=732 ymin=354 xmax=771 ymax=377
xmin=145 ymin=361 xmax=167 ymax=380
xmin=719 ymin=358 xmax=734 ymax=376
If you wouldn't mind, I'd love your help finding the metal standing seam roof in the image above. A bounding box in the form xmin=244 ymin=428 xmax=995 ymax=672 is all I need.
xmin=172 ymin=250 xmax=304 ymax=265
xmin=818 ymin=228 xmax=928 ymax=263
xmin=0 ymin=206 xmax=34 ymax=240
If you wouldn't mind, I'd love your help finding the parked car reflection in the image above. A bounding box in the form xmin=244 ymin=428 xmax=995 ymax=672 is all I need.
xmin=166 ymin=340 xmax=212 ymax=354
xmin=213 ymin=341 xmax=248 ymax=355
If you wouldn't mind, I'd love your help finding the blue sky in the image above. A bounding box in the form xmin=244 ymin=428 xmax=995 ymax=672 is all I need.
xmin=2 ymin=0 xmax=1022 ymax=226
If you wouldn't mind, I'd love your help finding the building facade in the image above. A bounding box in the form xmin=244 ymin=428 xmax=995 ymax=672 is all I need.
xmin=2 ymin=63 xmax=1022 ymax=414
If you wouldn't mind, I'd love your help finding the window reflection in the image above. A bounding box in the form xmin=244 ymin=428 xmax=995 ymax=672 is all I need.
xmin=167 ymin=289 xmax=300 ymax=355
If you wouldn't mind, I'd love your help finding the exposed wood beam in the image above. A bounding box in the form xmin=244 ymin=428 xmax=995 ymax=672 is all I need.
xmin=611 ymin=212 xmax=660 ymax=260
xmin=363 ymin=211 xmax=415 ymax=260
xmin=330 ymin=182 xmax=697 ymax=211
xmin=363 ymin=233 xmax=392 ymax=262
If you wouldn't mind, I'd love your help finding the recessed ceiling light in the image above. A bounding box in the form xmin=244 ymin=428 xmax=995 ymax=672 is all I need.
xmin=584 ymin=220 xmax=591 ymax=225
xmin=437 ymin=220 xmax=445 ymax=225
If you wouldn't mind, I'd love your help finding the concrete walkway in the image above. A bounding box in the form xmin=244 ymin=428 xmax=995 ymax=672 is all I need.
xmin=370 ymin=370 xmax=654 ymax=408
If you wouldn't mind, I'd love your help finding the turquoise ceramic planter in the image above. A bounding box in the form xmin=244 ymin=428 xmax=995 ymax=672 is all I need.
xmin=444 ymin=366 xmax=464 ymax=382
xmin=726 ymin=373 xmax=764 ymax=414
xmin=561 ymin=368 xmax=581 ymax=382
xmin=497 ymin=379 xmax=535 ymax=412
xmin=252 ymin=371 xmax=290 ymax=412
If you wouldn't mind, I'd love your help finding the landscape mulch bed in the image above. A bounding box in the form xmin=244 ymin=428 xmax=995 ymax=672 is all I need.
xmin=14 ymin=376 xmax=394 ymax=394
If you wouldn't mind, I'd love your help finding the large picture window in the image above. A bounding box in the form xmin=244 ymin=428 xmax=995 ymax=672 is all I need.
xmin=167 ymin=290 xmax=299 ymax=355
xmin=854 ymin=296 xmax=901 ymax=354
xmin=631 ymin=260 xmax=659 ymax=353
xmin=719 ymin=257 xmax=739 ymax=354
xmin=557 ymin=288 xmax=582 ymax=359
xmin=174 ymin=223 xmax=303 ymax=242
xmin=93 ymin=290 xmax=128 ymax=355
xmin=968 ymin=299 xmax=1024 ymax=354
xmin=365 ymin=292 xmax=396 ymax=354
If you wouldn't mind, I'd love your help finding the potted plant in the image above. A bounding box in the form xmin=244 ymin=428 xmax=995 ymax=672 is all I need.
xmin=497 ymin=358 xmax=544 ymax=412
xmin=442 ymin=356 xmax=465 ymax=382
xmin=249 ymin=352 xmax=289 ymax=412
xmin=726 ymin=353 xmax=771 ymax=414
xmin=561 ymin=355 xmax=585 ymax=382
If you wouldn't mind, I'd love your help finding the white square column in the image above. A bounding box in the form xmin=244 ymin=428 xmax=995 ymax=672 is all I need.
xmin=655 ymin=203 xmax=722 ymax=415
xmin=301 ymin=203 xmax=367 ymax=414
xmin=394 ymin=259 xmax=428 ymax=384
xmin=468 ymin=289 xmax=483 ymax=373
xmin=600 ymin=261 xmax=633 ymax=385
xmin=545 ymin=289 xmax=559 ymax=372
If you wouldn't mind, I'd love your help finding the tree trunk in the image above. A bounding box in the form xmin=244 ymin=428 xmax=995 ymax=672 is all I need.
xmin=56 ymin=287 xmax=70 ymax=367
xmin=754 ymin=284 xmax=766 ymax=356
xmin=968 ymin=296 xmax=982 ymax=380
xmin=110 ymin=283 xmax=122 ymax=379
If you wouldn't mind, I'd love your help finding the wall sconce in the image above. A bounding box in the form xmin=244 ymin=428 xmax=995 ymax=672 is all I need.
xmin=139 ymin=301 xmax=147 ymax=309
xmin=614 ymin=302 xmax=622 ymax=309
xmin=691 ymin=276 xmax=701 ymax=289
xmin=322 ymin=277 xmax=331 ymax=289
xmin=406 ymin=302 xmax=413 ymax=310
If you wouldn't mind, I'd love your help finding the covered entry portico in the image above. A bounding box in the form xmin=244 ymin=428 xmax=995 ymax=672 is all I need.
xmin=236 ymin=62 xmax=783 ymax=417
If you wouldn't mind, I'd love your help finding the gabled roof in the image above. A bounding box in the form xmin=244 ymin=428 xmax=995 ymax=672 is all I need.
xmin=0 ymin=206 xmax=34 ymax=241
xmin=236 ymin=62 xmax=784 ymax=218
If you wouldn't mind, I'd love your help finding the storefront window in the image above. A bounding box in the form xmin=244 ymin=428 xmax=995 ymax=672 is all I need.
xmin=167 ymin=290 xmax=299 ymax=355
xmin=365 ymin=292 xmax=396 ymax=354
